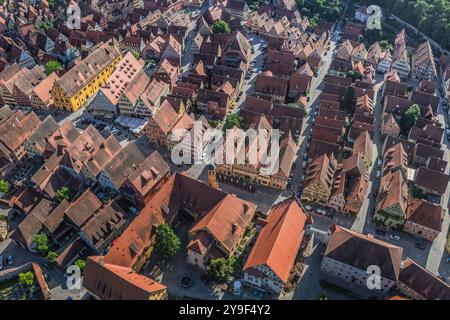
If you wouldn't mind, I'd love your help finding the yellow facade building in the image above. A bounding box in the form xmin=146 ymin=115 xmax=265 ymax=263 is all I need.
xmin=51 ymin=41 xmax=122 ymax=112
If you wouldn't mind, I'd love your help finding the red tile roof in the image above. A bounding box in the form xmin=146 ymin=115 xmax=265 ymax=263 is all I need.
xmin=244 ymin=197 xmax=310 ymax=282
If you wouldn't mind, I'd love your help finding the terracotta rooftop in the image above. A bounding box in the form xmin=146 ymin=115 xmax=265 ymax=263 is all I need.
xmin=244 ymin=197 xmax=310 ymax=283
xmin=405 ymin=198 xmax=443 ymax=232
xmin=325 ymin=225 xmax=403 ymax=281
xmin=83 ymin=256 xmax=166 ymax=300
xmin=399 ymin=258 xmax=450 ymax=300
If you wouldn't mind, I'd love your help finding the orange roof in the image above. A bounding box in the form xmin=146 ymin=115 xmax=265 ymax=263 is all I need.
xmin=100 ymin=52 xmax=144 ymax=105
xmin=32 ymin=72 xmax=59 ymax=104
xmin=243 ymin=197 xmax=309 ymax=282
xmin=189 ymin=194 xmax=256 ymax=255
xmin=104 ymin=173 xmax=249 ymax=268
xmin=150 ymin=99 xmax=179 ymax=135
xmin=83 ymin=256 xmax=166 ymax=300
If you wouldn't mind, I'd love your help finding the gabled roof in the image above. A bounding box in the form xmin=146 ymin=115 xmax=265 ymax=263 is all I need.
xmin=405 ymin=198 xmax=442 ymax=232
xmin=243 ymin=197 xmax=309 ymax=282
xmin=377 ymin=170 xmax=408 ymax=214
xmin=64 ymin=189 xmax=103 ymax=228
xmin=399 ymin=258 xmax=450 ymax=300
xmin=415 ymin=166 xmax=449 ymax=194
xmin=83 ymin=256 xmax=166 ymax=300
xmin=325 ymin=225 xmax=403 ymax=281
xmin=189 ymin=194 xmax=256 ymax=255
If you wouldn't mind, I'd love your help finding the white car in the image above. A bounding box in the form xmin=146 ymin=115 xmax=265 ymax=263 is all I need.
xmin=302 ymin=161 xmax=307 ymax=169
xmin=129 ymin=207 xmax=140 ymax=215
xmin=305 ymin=205 xmax=312 ymax=211
xmin=376 ymin=170 xmax=381 ymax=178
xmin=377 ymin=158 xmax=383 ymax=168
xmin=389 ymin=234 xmax=400 ymax=241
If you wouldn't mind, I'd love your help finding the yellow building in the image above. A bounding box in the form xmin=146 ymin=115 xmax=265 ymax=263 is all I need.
xmin=51 ymin=41 xmax=122 ymax=112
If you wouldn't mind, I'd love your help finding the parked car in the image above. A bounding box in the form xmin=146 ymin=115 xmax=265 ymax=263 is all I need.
xmin=446 ymin=257 xmax=450 ymax=263
xmin=301 ymin=175 xmax=305 ymax=182
xmin=376 ymin=170 xmax=381 ymax=179
xmin=377 ymin=158 xmax=383 ymax=168
xmin=129 ymin=207 xmax=140 ymax=215
xmin=7 ymin=255 xmax=13 ymax=265
xmin=0 ymin=256 xmax=3 ymax=269
xmin=305 ymin=205 xmax=312 ymax=211
xmin=375 ymin=229 xmax=386 ymax=236
xmin=303 ymin=153 xmax=308 ymax=160
xmin=389 ymin=234 xmax=400 ymax=241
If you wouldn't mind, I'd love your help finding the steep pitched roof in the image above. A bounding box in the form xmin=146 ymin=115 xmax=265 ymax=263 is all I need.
xmin=189 ymin=194 xmax=256 ymax=255
xmin=405 ymin=198 xmax=442 ymax=232
xmin=399 ymin=258 xmax=450 ymax=300
xmin=415 ymin=167 xmax=449 ymax=194
xmin=325 ymin=225 xmax=403 ymax=281
xmin=83 ymin=256 xmax=166 ymax=300
xmin=243 ymin=197 xmax=309 ymax=282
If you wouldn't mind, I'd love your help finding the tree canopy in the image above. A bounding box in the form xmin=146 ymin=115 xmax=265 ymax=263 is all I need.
xmin=75 ymin=259 xmax=87 ymax=272
xmin=299 ymin=0 xmax=342 ymax=23
xmin=55 ymin=186 xmax=70 ymax=202
xmin=154 ymin=224 xmax=181 ymax=259
xmin=356 ymin=0 xmax=450 ymax=50
xmin=212 ymin=20 xmax=231 ymax=34
xmin=32 ymin=233 xmax=50 ymax=254
xmin=0 ymin=179 xmax=9 ymax=194
xmin=400 ymin=103 xmax=421 ymax=133
xmin=205 ymin=257 xmax=236 ymax=283
xmin=18 ymin=272 xmax=35 ymax=287
xmin=223 ymin=114 xmax=245 ymax=130
xmin=44 ymin=60 xmax=63 ymax=76
xmin=46 ymin=251 xmax=58 ymax=264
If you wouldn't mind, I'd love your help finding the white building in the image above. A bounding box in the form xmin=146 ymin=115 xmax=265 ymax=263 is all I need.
xmin=320 ymin=225 xmax=402 ymax=295
xmin=243 ymin=198 xmax=310 ymax=296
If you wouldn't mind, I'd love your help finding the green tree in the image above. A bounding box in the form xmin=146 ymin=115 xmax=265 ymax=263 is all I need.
xmin=345 ymin=70 xmax=362 ymax=82
xmin=205 ymin=257 xmax=235 ymax=283
xmin=0 ymin=179 xmax=9 ymax=194
xmin=318 ymin=293 xmax=329 ymax=300
xmin=212 ymin=20 xmax=231 ymax=34
xmin=46 ymin=251 xmax=58 ymax=264
xmin=32 ymin=233 xmax=50 ymax=254
xmin=55 ymin=186 xmax=70 ymax=202
xmin=44 ymin=60 xmax=63 ymax=76
xmin=400 ymin=103 xmax=421 ymax=133
xmin=18 ymin=272 xmax=34 ymax=287
xmin=130 ymin=50 xmax=140 ymax=60
xmin=154 ymin=224 xmax=181 ymax=259
xmin=223 ymin=114 xmax=245 ymax=130
xmin=75 ymin=259 xmax=86 ymax=272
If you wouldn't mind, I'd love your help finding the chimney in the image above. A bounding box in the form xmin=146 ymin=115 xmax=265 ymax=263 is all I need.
xmin=231 ymin=223 xmax=238 ymax=234
xmin=243 ymin=203 xmax=249 ymax=214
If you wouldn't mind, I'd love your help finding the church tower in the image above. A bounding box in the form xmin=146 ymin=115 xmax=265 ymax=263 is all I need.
xmin=207 ymin=164 xmax=219 ymax=189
